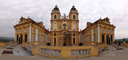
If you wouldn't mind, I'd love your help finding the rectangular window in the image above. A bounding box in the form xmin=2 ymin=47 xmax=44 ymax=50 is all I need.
xmin=54 ymin=38 xmax=56 ymax=45
xmin=73 ymin=33 xmax=75 ymax=36
xmin=54 ymin=33 xmax=56 ymax=36
xmin=25 ymin=28 xmax=27 ymax=32
xmin=102 ymin=29 xmax=104 ymax=32
xmin=17 ymin=30 xmax=19 ymax=33
xmin=34 ymin=35 xmax=36 ymax=41
xmin=73 ymin=38 xmax=75 ymax=45
xmin=20 ymin=29 xmax=22 ymax=33
xmin=107 ymin=30 xmax=109 ymax=33
xmin=39 ymin=35 xmax=40 ymax=41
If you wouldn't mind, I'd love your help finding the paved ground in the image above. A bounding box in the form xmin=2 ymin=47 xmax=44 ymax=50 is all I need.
xmin=1 ymin=44 xmax=128 ymax=60
xmin=99 ymin=44 xmax=128 ymax=57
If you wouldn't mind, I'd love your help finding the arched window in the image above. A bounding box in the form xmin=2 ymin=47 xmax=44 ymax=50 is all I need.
xmin=63 ymin=23 xmax=66 ymax=29
xmin=73 ymin=15 xmax=76 ymax=19
xmin=54 ymin=33 xmax=56 ymax=36
xmin=54 ymin=15 xmax=57 ymax=19
xmin=54 ymin=38 xmax=56 ymax=46
xmin=73 ymin=38 xmax=75 ymax=45
xmin=73 ymin=33 xmax=75 ymax=36
xmin=64 ymin=32 xmax=66 ymax=35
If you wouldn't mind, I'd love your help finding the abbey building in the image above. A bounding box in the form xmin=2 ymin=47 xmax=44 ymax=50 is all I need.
xmin=14 ymin=5 xmax=115 ymax=46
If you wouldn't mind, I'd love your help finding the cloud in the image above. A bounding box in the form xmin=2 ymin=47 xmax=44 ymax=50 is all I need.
xmin=0 ymin=0 xmax=128 ymax=39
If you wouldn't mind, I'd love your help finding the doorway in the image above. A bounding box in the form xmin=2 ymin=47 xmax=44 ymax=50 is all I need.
xmin=63 ymin=42 xmax=66 ymax=46
xmin=107 ymin=35 xmax=110 ymax=44
xmin=25 ymin=34 xmax=27 ymax=42
xmin=102 ymin=35 xmax=105 ymax=43
xmin=19 ymin=35 xmax=23 ymax=44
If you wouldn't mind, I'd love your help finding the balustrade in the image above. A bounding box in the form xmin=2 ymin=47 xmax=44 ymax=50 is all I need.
xmin=40 ymin=48 xmax=61 ymax=57
xmin=71 ymin=49 xmax=91 ymax=57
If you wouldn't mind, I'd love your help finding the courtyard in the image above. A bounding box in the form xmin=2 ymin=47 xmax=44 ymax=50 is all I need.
xmin=0 ymin=44 xmax=128 ymax=60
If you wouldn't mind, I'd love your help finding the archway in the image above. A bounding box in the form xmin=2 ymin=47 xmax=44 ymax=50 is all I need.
xmin=47 ymin=43 xmax=50 ymax=46
xmin=25 ymin=34 xmax=27 ymax=42
xmin=107 ymin=35 xmax=110 ymax=44
xmin=79 ymin=43 xmax=83 ymax=46
xmin=20 ymin=35 xmax=23 ymax=44
xmin=102 ymin=35 xmax=105 ymax=43
xmin=63 ymin=42 xmax=66 ymax=46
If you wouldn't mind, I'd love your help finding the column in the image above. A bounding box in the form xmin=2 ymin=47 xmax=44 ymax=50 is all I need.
xmin=97 ymin=25 xmax=100 ymax=43
xmin=92 ymin=28 xmax=94 ymax=42
xmin=29 ymin=24 xmax=32 ymax=42
xmin=36 ymin=28 xmax=38 ymax=41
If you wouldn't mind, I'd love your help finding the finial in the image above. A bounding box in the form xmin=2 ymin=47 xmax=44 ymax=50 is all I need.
xmin=55 ymin=4 xmax=58 ymax=8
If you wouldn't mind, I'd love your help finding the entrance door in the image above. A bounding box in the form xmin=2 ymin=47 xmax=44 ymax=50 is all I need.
xmin=63 ymin=42 xmax=66 ymax=46
xmin=107 ymin=35 xmax=110 ymax=44
xmin=102 ymin=35 xmax=105 ymax=43
xmin=19 ymin=38 xmax=20 ymax=44
xmin=25 ymin=34 xmax=27 ymax=42
xmin=20 ymin=35 xmax=23 ymax=44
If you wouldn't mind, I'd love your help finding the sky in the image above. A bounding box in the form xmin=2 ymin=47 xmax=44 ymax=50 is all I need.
xmin=0 ymin=0 xmax=128 ymax=39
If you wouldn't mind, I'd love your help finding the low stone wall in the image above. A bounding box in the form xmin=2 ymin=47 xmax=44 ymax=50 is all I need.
xmin=24 ymin=44 xmax=105 ymax=58
xmin=0 ymin=41 xmax=14 ymax=47
xmin=120 ymin=43 xmax=128 ymax=47
xmin=0 ymin=42 xmax=6 ymax=47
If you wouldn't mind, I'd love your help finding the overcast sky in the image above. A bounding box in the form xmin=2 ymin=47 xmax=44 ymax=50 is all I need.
xmin=0 ymin=0 xmax=128 ymax=39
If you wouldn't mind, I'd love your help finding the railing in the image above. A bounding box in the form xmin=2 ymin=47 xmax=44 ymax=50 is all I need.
xmin=22 ymin=42 xmax=106 ymax=58
xmin=71 ymin=49 xmax=91 ymax=57
xmin=40 ymin=48 xmax=61 ymax=57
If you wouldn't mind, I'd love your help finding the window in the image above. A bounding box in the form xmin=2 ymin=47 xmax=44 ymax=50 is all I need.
xmin=25 ymin=28 xmax=27 ymax=32
xmin=73 ymin=38 xmax=75 ymax=45
xmin=20 ymin=29 xmax=22 ymax=33
xmin=17 ymin=30 xmax=19 ymax=33
xmin=73 ymin=33 xmax=75 ymax=36
xmin=111 ymin=31 xmax=113 ymax=33
xmin=102 ymin=29 xmax=105 ymax=32
xmin=54 ymin=15 xmax=57 ymax=19
xmin=34 ymin=35 xmax=36 ymax=41
xmin=63 ymin=23 xmax=66 ymax=29
xmin=64 ymin=32 xmax=66 ymax=35
xmin=73 ymin=15 xmax=76 ymax=19
xmin=107 ymin=30 xmax=109 ymax=33
xmin=54 ymin=38 xmax=56 ymax=44
xmin=54 ymin=33 xmax=56 ymax=36
xmin=39 ymin=36 xmax=40 ymax=41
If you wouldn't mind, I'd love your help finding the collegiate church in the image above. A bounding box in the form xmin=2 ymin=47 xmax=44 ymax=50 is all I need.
xmin=14 ymin=5 xmax=115 ymax=46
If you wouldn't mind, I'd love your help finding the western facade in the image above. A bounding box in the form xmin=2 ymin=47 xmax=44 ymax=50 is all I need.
xmin=14 ymin=5 xmax=115 ymax=46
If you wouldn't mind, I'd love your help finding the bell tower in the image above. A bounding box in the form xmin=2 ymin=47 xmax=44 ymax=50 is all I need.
xmin=51 ymin=5 xmax=61 ymax=20
xmin=69 ymin=5 xmax=79 ymax=20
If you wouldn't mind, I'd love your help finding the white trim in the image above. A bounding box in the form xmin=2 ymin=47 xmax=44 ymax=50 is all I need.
xmin=36 ymin=28 xmax=38 ymax=41
xmin=29 ymin=25 xmax=32 ymax=42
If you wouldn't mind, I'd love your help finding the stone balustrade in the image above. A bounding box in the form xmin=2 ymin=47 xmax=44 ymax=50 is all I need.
xmin=71 ymin=49 xmax=91 ymax=57
xmin=40 ymin=48 xmax=61 ymax=57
